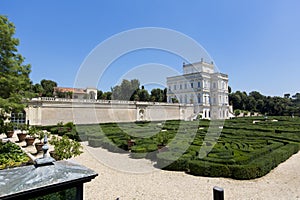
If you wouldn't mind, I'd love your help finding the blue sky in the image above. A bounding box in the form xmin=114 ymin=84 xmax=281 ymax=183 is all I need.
xmin=1 ymin=0 xmax=300 ymax=96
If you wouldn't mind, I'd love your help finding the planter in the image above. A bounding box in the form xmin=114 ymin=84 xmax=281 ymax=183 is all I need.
xmin=127 ymin=139 xmax=136 ymax=150
xmin=158 ymin=144 xmax=168 ymax=153
xmin=35 ymin=142 xmax=44 ymax=152
xmin=17 ymin=133 xmax=27 ymax=142
xmin=5 ymin=131 xmax=14 ymax=138
xmin=25 ymin=137 xmax=35 ymax=146
xmin=49 ymin=151 xmax=58 ymax=160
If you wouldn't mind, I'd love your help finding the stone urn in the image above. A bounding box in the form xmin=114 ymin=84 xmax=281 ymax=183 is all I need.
xmin=5 ymin=131 xmax=14 ymax=138
xmin=17 ymin=133 xmax=27 ymax=142
xmin=35 ymin=142 xmax=44 ymax=152
xmin=25 ymin=137 xmax=35 ymax=146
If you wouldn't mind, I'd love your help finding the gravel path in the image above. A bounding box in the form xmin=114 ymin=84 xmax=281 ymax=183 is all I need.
xmin=72 ymin=144 xmax=300 ymax=200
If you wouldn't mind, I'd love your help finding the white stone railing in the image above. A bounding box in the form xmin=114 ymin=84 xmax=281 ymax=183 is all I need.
xmin=30 ymin=97 xmax=192 ymax=106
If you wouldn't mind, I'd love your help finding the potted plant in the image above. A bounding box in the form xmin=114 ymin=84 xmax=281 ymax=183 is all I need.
xmin=25 ymin=126 xmax=37 ymax=146
xmin=127 ymin=139 xmax=136 ymax=150
xmin=35 ymin=130 xmax=49 ymax=152
xmin=17 ymin=124 xmax=28 ymax=142
xmin=49 ymin=135 xmax=83 ymax=160
xmin=3 ymin=122 xmax=15 ymax=138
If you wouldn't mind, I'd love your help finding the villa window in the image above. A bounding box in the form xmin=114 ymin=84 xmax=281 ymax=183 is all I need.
xmin=198 ymin=82 xmax=201 ymax=88
xmin=198 ymin=95 xmax=201 ymax=103
xmin=191 ymin=82 xmax=193 ymax=88
xmin=10 ymin=111 xmax=26 ymax=124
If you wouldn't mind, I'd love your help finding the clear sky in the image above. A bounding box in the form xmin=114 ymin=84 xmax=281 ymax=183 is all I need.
xmin=1 ymin=0 xmax=300 ymax=96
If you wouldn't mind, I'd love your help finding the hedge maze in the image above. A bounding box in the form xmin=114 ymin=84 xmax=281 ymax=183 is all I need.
xmin=77 ymin=116 xmax=300 ymax=179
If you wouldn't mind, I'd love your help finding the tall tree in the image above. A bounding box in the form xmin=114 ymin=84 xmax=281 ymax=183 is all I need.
xmin=111 ymin=79 xmax=140 ymax=100
xmin=40 ymin=79 xmax=57 ymax=97
xmin=0 ymin=15 xmax=34 ymax=122
xmin=150 ymin=88 xmax=165 ymax=102
xmin=137 ymin=86 xmax=150 ymax=101
xmin=102 ymin=91 xmax=112 ymax=100
xmin=97 ymin=90 xmax=103 ymax=99
xmin=31 ymin=83 xmax=44 ymax=97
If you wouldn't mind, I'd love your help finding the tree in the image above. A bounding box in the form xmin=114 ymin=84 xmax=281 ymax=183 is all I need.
xmin=246 ymin=96 xmax=257 ymax=111
xmin=41 ymin=79 xmax=57 ymax=97
xmin=150 ymin=88 xmax=165 ymax=102
xmin=31 ymin=83 xmax=44 ymax=97
xmin=228 ymin=86 xmax=232 ymax=94
xmin=234 ymin=109 xmax=240 ymax=117
xmin=97 ymin=90 xmax=103 ymax=99
xmin=102 ymin=92 xmax=112 ymax=100
xmin=229 ymin=92 xmax=241 ymax=109
xmin=137 ymin=87 xmax=150 ymax=101
xmin=111 ymin=79 xmax=140 ymax=100
xmin=171 ymin=97 xmax=179 ymax=103
xmin=163 ymin=88 xmax=167 ymax=102
xmin=249 ymin=91 xmax=264 ymax=101
xmin=0 ymin=15 xmax=34 ymax=122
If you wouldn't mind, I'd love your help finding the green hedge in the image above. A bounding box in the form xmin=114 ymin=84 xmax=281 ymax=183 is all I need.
xmin=156 ymin=152 xmax=192 ymax=171
xmin=70 ymin=117 xmax=300 ymax=179
xmin=188 ymin=143 xmax=299 ymax=179
xmin=189 ymin=160 xmax=231 ymax=177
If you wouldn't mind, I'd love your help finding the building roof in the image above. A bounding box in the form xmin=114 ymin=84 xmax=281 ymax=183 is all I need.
xmin=53 ymin=87 xmax=86 ymax=94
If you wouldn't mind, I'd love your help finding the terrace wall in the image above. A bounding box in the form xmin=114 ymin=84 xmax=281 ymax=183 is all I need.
xmin=25 ymin=98 xmax=194 ymax=125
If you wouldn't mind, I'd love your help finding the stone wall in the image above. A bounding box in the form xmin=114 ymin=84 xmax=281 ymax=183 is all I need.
xmin=25 ymin=98 xmax=195 ymax=126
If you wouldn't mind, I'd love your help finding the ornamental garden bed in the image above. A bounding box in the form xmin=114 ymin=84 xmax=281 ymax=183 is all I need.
xmin=76 ymin=116 xmax=300 ymax=179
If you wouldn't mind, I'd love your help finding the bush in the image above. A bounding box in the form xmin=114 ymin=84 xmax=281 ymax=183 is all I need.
xmin=88 ymin=138 xmax=103 ymax=147
xmin=188 ymin=160 xmax=231 ymax=177
xmin=156 ymin=152 xmax=192 ymax=171
xmin=130 ymin=146 xmax=147 ymax=159
xmin=0 ymin=142 xmax=31 ymax=169
xmin=50 ymin=135 xmax=82 ymax=160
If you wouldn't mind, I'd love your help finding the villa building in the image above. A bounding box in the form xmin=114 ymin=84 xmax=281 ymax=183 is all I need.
xmin=166 ymin=60 xmax=230 ymax=119
xmin=53 ymin=87 xmax=98 ymax=100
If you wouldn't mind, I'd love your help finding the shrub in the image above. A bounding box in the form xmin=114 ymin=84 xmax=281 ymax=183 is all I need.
xmin=50 ymin=135 xmax=82 ymax=160
xmin=156 ymin=152 xmax=192 ymax=171
xmin=188 ymin=160 xmax=231 ymax=177
xmin=88 ymin=138 xmax=103 ymax=147
xmin=0 ymin=142 xmax=31 ymax=169
xmin=130 ymin=146 xmax=147 ymax=159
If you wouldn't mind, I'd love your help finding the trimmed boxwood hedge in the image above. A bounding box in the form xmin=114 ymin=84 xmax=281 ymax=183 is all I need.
xmin=72 ymin=117 xmax=300 ymax=179
xmin=156 ymin=152 xmax=192 ymax=171
xmin=188 ymin=143 xmax=299 ymax=179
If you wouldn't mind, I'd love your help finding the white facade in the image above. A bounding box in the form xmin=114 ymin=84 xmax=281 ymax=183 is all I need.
xmin=167 ymin=60 xmax=230 ymax=119
xmin=25 ymin=98 xmax=194 ymax=125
